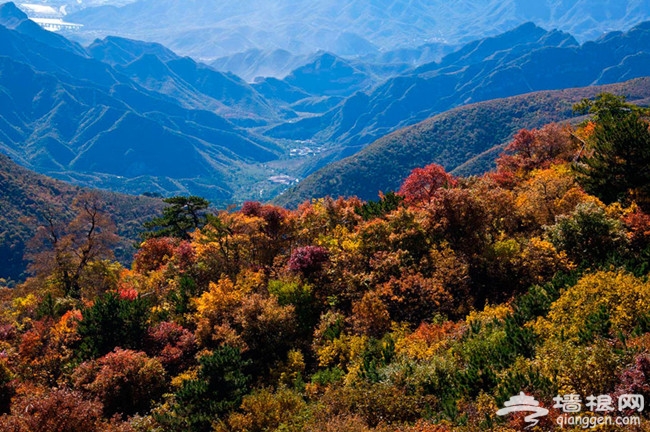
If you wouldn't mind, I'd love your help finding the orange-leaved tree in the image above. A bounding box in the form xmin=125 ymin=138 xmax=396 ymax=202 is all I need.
xmin=398 ymin=163 xmax=456 ymax=206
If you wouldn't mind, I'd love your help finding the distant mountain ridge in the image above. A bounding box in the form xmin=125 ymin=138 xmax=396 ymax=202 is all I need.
xmin=0 ymin=2 xmax=286 ymax=204
xmin=264 ymin=21 xmax=650 ymax=173
xmin=87 ymin=36 xmax=284 ymax=122
xmin=64 ymin=0 xmax=650 ymax=69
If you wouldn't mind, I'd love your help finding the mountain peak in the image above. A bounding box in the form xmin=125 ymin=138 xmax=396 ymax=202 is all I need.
xmin=490 ymin=21 xmax=549 ymax=45
xmin=0 ymin=1 xmax=88 ymax=57
xmin=284 ymin=51 xmax=371 ymax=97
xmin=0 ymin=2 xmax=28 ymax=29
xmin=89 ymin=35 xmax=179 ymax=67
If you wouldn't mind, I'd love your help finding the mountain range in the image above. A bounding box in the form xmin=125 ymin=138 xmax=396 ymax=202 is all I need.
xmin=0 ymin=2 xmax=287 ymax=205
xmin=264 ymin=21 xmax=650 ymax=169
xmin=64 ymin=0 xmax=650 ymax=70
xmin=3 ymin=1 xmax=650 ymax=206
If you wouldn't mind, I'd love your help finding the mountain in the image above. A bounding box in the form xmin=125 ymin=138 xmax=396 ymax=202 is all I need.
xmin=87 ymin=36 xmax=284 ymax=123
xmin=265 ymin=22 xmax=650 ymax=166
xmin=282 ymin=52 xmax=373 ymax=97
xmin=0 ymin=3 xmax=284 ymax=204
xmin=65 ymin=0 xmax=650 ymax=63
xmin=0 ymin=2 xmax=88 ymax=56
xmin=210 ymin=49 xmax=310 ymax=82
xmin=274 ymin=77 xmax=650 ymax=207
xmin=0 ymin=153 xmax=163 ymax=284
xmin=250 ymin=50 xmax=419 ymax=118
xmin=210 ymin=43 xmax=450 ymax=83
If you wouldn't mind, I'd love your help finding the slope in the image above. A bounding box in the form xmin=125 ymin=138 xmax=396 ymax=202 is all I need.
xmin=0 ymin=3 xmax=283 ymax=204
xmin=0 ymin=153 xmax=163 ymax=284
xmin=264 ymin=22 xmax=650 ymax=178
xmin=274 ymin=77 xmax=650 ymax=207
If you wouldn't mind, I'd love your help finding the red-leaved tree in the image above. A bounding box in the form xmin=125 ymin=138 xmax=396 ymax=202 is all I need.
xmin=398 ymin=164 xmax=456 ymax=206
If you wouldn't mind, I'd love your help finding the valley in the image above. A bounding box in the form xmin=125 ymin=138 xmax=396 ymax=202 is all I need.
xmin=2 ymin=2 xmax=650 ymax=207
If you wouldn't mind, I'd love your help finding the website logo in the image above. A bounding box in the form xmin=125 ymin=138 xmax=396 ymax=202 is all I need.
xmin=496 ymin=392 xmax=549 ymax=429
xmin=497 ymin=392 xmax=645 ymax=429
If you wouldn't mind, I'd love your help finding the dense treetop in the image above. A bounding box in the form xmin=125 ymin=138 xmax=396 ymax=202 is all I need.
xmin=1 ymin=93 xmax=650 ymax=431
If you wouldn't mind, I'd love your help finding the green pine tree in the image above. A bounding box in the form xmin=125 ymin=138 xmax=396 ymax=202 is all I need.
xmin=76 ymin=291 xmax=150 ymax=359
xmin=142 ymin=196 xmax=210 ymax=240
xmin=157 ymin=346 xmax=251 ymax=432
xmin=574 ymin=93 xmax=650 ymax=209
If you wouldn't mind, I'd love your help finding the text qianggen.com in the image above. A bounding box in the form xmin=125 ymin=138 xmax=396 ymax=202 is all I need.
xmin=556 ymin=414 xmax=641 ymax=429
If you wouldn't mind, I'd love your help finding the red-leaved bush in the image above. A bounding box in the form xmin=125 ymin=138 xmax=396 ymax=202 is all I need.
xmin=72 ymin=348 xmax=166 ymax=418
xmin=288 ymin=246 xmax=329 ymax=276
xmin=146 ymin=321 xmax=197 ymax=374
xmin=0 ymin=386 xmax=134 ymax=432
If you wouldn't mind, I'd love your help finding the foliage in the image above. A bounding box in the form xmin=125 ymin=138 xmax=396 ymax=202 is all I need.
xmin=545 ymin=201 xmax=627 ymax=267
xmin=356 ymin=192 xmax=405 ymax=220
xmin=145 ymin=321 xmax=197 ymax=375
xmin=494 ymin=124 xmax=577 ymax=182
xmin=142 ymin=196 xmax=210 ymax=240
xmin=534 ymin=270 xmax=650 ymax=342
xmin=0 ymin=386 xmax=133 ymax=432
xmin=26 ymin=192 xmax=119 ymax=299
xmin=193 ymin=274 xmax=297 ymax=376
xmin=7 ymin=107 xmax=650 ymax=430
xmin=76 ymin=291 xmax=150 ymax=359
xmin=72 ymin=348 xmax=166 ymax=417
xmin=573 ymin=93 xmax=650 ymax=209
xmin=17 ymin=311 xmax=81 ymax=386
xmin=398 ymin=163 xmax=457 ymax=206
xmin=224 ymin=387 xmax=308 ymax=432
xmin=288 ymin=245 xmax=330 ymax=277
xmin=156 ymin=346 xmax=251 ymax=432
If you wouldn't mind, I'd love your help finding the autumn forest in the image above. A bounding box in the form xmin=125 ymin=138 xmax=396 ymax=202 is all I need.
xmin=1 ymin=94 xmax=650 ymax=431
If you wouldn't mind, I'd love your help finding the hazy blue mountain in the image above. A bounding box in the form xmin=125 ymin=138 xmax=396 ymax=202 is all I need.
xmin=251 ymin=78 xmax=312 ymax=108
xmin=88 ymin=36 xmax=286 ymax=123
xmin=249 ymin=51 xmax=402 ymax=115
xmin=0 ymin=3 xmax=282 ymax=204
xmin=282 ymin=52 xmax=373 ymax=97
xmin=274 ymin=78 xmax=650 ymax=207
xmin=88 ymin=35 xmax=179 ymax=65
xmin=65 ymin=0 xmax=650 ymax=65
xmin=210 ymin=43 xmax=449 ymax=82
xmin=210 ymin=49 xmax=309 ymax=81
xmin=265 ymin=22 xmax=650 ymax=162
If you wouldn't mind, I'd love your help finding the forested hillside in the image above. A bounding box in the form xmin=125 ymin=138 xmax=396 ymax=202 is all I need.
xmin=1 ymin=94 xmax=650 ymax=431
xmin=276 ymin=77 xmax=650 ymax=206
xmin=0 ymin=153 xmax=163 ymax=285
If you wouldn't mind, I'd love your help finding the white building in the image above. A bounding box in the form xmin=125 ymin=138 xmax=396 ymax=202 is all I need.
xmin=18 ymin=3 xmax=83 ymax=31
xmin=30 ymin=17 xmax=83 ymax=31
